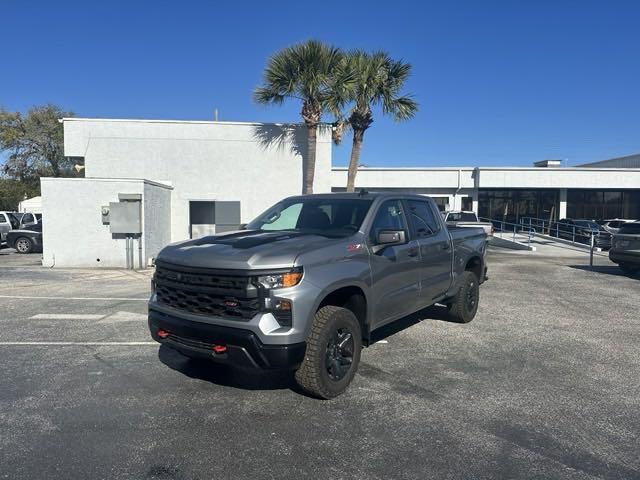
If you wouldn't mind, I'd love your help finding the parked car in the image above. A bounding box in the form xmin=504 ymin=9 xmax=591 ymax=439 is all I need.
xmin=148 ymin=193 xmax=488 ymax=398
xmin=599 ymin=218 xmax=635 ymax=234
xmin=609 ymin=222 xmax=640 ymax=275
xmin=443 ymin=210 xmax=494 ymax=237
xmin=0 ymin=211 xmax=20 ymax=244
xmin=6 ymin=220 xmax=43 ymax=254
xmin=550 ymin=218 xmax=612 ymax=249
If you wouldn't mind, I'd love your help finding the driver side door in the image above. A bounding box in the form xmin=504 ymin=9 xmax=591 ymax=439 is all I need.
xmin=368 ymin=199 xmax=421 ymax=330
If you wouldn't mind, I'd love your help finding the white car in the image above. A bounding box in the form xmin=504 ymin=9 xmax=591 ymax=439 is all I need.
xmin=443 ymin=211 xmax=494 ymax=237
xmin=0 ymin=211 xmax=20 ymax=243
xmin=600 ymin=219 xmax=635 ymax=234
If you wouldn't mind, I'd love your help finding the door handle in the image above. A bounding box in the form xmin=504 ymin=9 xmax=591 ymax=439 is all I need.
xmin=407 ymin=247 xmax=419 ymax=257
xmin=441 ymin=243 xmax=451 ymax=250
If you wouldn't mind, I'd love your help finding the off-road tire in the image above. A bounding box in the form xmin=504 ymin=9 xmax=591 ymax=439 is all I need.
xmin=14 ymin=237 xmax=33 ymax=254
xmin=295 ymin=305 xmax=362 ymax=399
xmin=447 ymin=271 xmax=480 ymax=323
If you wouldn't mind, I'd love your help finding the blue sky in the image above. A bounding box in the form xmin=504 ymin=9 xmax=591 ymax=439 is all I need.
xmin=2 ymin=0 xmax=639 ymax=167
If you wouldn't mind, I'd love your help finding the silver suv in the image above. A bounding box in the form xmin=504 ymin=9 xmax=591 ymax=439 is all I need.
xmin=609 ymin=222 xmax=640 ymax=275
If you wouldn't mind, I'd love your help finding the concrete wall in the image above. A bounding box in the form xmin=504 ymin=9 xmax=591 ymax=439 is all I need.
xmin=331 ymin=167 xmax=477 ymax=210
xmin=64 ymin=118 xmax=332 ymax=242
xmin=41 ymin=178 xmax=172 ymax=268
xmin=476 ymin=167 xmax=640 ymax=189
xmin=143 ymin=182 xmax=172 ymax=266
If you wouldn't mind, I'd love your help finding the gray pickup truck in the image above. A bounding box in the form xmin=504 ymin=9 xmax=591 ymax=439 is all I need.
xmin=149 ymin=193 xmax=488 ymax=398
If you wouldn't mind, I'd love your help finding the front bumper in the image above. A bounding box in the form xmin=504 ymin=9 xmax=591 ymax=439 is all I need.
xmin=609 ymin=249 xmax=640 ymax=266
xmin=149 ymin=309 xmax=306 ymax=370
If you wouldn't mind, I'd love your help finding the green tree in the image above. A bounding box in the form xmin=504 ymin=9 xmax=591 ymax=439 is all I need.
xmin=342 ymin=51 xmax=418 ymax=192
xmin=0 ymin=104 xmax=75 ymax=182
xmin=255 ymin=40 xmax=350 ymax=194
xmin=0 ymin=178 xmax=39 ymax=211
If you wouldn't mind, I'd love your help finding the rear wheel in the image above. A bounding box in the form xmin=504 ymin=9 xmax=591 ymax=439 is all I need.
xmin=14 ymin=237 xmax=33 ymax=254
xmin=295 ymin=305 xmax=361 ymax=399
xmin=446 ymin=271 xmax=480 ymax=323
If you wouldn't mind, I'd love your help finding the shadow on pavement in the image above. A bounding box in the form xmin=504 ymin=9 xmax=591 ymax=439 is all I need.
xmin=568 ymin=264 xmax=638 ymax=278
xmin=158 ymin=304 xmax=457 ymax=395
xmin=158 ymin=344 xmax=298 ymax=392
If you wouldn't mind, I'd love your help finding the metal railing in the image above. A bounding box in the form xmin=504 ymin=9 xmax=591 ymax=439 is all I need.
xmin=514 ymin=216 xmax=602 ymax=267
xmin=519 ymin=216 xmax=605 ymax=247
xmin=479 ymin=217 xmax=536 ymax=247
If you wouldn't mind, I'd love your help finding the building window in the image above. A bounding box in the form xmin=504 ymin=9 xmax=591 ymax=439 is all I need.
xmin=189 ymin=201 xmax=241 ymax=238
xmin=567 ymin=190 xmax=640 ymax=220
xmin=478 ymin=189 xmax=559 ymax=223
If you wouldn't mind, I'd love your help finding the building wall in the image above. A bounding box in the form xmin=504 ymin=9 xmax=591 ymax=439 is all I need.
xmin=477 ymin=167 xmax=640 ymax=189
xmin=331 ymin=167 xmax=477 ymax=210
xmin=41 ymin=177 xmax=172 ymax=268
xmin=143 ymin=182 xmax=172 ymax=265
xmin=64 ymin=118 xmax=332 ymax=242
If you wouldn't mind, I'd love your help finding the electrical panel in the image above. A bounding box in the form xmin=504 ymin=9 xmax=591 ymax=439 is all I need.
xmin=109 ymin=201 xmax=141 ymax=234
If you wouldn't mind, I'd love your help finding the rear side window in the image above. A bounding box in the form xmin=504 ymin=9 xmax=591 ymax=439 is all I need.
xmin=407 ymin=200 xmax=440 ymax=237
xmin=619 ymin=223 xmax=640 ymax=234
xmin=22 ymin=213 xmax=34 ymax=223
xmin=0 ymin=214 xmax=6 ymax=223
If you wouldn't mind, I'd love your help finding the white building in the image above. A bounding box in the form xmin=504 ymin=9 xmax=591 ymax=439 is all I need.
xmin=40 ymin=117 xmax=640 ymax=268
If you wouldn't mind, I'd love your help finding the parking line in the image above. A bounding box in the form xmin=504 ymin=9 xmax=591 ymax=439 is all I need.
xmin=0 ymin=342 xmax=156 ymax=346
xmin=0 ymin=295 xmax=148 ymax=301
xmin=30 ymin=314 xmax=105 ymax=320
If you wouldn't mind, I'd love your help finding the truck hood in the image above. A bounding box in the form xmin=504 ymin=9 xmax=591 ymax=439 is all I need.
xmin=156 ymin=230 xmax=342 ymax=270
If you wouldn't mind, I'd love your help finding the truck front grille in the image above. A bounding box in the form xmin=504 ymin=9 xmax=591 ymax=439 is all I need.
xmin=154 ymin=262 xmax=260 ymax=320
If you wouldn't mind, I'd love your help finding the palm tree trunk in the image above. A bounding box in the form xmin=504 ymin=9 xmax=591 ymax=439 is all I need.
xmin=346 ymin=128 xmax=364 ymax=192
xmin=304 ymin=125 xmax=317 ymax=194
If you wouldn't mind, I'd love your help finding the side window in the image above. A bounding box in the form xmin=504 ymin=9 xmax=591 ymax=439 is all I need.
xmin=407 ymin=200 xmax=441 ymax=237
xmin=0 ymin=214 xmax=6 ymax=223
xmin=23 ymin=213 xmax=34 ymax=223
xmin=369 ymin=200 xmax=407 ymax=242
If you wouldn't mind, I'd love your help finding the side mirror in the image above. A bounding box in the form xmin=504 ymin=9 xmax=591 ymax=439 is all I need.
xmin=372 ymin=229 xmax=407 ymax=253
xmin=238 ymin=223 xmax=248 ymax=230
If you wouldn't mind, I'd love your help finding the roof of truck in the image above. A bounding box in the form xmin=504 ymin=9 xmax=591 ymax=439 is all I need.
xmin=285 ymin=191 xmax=432 ymax=201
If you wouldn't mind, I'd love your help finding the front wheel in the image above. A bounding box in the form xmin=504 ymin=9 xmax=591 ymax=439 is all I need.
xmin=446 ymin=271 xmax=480 ymax=323
xmin=295 ymin=305 xmax=362 ymax=399
xmin=14 ymin=237 xmax=33 ymax=254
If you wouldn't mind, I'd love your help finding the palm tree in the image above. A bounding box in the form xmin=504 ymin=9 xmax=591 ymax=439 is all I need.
xmin=254 ymin=40 xmax=348 ymax=194
xmin=343 ymin=51 xmax=418 ymax=192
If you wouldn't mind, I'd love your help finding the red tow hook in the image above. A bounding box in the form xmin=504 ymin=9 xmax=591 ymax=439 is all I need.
xmin=212 ymin=345 xmax=227 ymax=354
xmin=157 ymin=329 xmax=169 ymax=339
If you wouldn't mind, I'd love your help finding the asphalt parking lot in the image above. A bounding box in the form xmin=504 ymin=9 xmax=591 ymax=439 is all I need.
xmin=1 ymin=246 xmax=639 ymax=479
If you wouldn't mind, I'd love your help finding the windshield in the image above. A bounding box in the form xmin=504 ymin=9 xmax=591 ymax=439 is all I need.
xmin=246 ymin=197 xmax=373 ymax=238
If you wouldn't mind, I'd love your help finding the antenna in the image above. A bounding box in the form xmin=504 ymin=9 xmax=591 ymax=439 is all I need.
xmin=358 ymin=188 xmax=369 ymax=197
xmin=214 ymin=109 xmax=219 ymax=121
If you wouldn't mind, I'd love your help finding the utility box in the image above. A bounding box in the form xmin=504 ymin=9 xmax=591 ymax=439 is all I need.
xmin=109 ymin=201 xmax=141 ymax=234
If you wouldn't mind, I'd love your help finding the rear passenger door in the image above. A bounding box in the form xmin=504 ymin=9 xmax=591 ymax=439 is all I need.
xmin=368 ymin=199 xmax=421 ymax=329
xmin=406 ymin=198 xmax=453 ymax=306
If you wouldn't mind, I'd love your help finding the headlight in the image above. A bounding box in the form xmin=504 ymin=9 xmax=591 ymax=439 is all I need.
xmin=257 ymin=268 xmax=303 ymax=289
